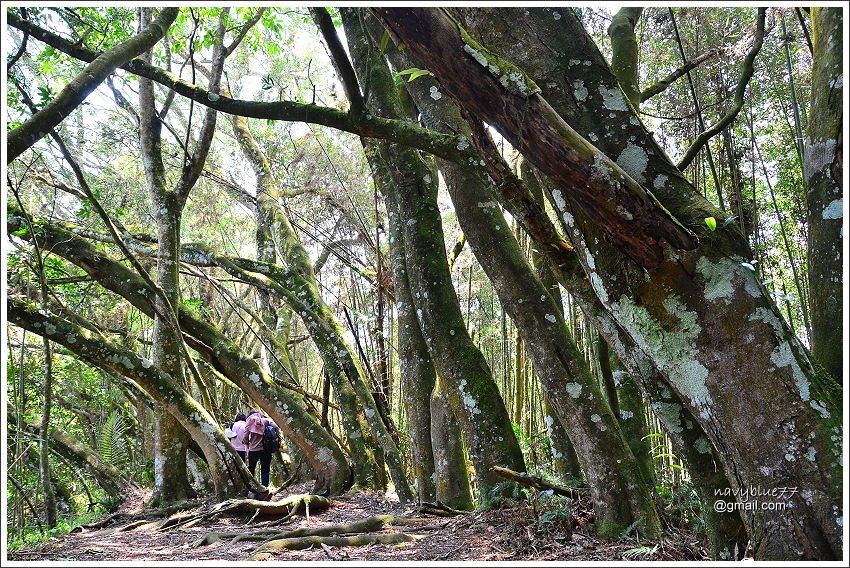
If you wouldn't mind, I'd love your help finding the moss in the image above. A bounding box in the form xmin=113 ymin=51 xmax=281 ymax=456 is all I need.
xmin=445 ymin=10 xmax=541 ymax=98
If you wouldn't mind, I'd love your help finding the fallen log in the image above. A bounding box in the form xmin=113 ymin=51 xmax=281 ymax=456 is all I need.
xmin=490 ymin=466 xmax=584 ymax=499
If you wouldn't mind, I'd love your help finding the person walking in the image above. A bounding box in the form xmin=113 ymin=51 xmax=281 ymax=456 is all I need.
xmin=225 ymin=412 xmax=248 ymax=461
xmin=242 ymin=409 xmax=272 ymax=486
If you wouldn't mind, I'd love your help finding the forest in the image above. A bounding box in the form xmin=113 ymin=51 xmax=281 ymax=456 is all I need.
xmin=3 ymin=5 xmax=845 ymax=563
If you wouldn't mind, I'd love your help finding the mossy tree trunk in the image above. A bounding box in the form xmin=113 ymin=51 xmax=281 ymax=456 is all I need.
xmin=375 ymin=13 xmax=659 ymax=535
xmin=385 ymin=192 xmax=438 ymax=503
xmin=343 ymin=9 xmax=525 ymax=503
xmin=805 ymin=7 xmax=843 ymax=383
xmin=608 ymin=8 xmax=644 ymax=108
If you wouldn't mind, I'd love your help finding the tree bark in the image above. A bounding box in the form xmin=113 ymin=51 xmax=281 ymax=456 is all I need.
xmin=343 ymin=9 xmax=525 ymax=502
xmin=608 ymin=8 xmax=644 ymax=108
xmin=805 ymin=7 xmax=843 ymax=382
xmin=376 ymin=14 xmax=659 ymax=535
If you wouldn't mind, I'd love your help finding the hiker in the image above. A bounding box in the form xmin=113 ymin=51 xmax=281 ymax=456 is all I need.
xmin=224 ymin=412 xmax=248 ymax=461
xmin=242 ymin=408 xmax=274 ymax=486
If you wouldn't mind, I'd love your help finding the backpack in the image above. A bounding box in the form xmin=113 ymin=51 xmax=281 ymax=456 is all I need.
xmin=263 ymin=420 xmax=282 ymax=453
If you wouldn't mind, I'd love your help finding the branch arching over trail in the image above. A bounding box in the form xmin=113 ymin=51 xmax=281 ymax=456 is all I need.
xmin=7 ymin=8 xmax=178 ymax=162
xmin=7 ymin=208 xmax=352 ymax=496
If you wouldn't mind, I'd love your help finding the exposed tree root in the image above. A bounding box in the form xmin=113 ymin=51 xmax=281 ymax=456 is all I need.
xmin=490 ymin=466 xmax=585 ymax=499
xmin=417 ymin=501 xmax=467 ymax=517
xmin=250 ymin=532 xmax=423 ymax=560
xmin=190 ymin=514 xmax=432 ymax=549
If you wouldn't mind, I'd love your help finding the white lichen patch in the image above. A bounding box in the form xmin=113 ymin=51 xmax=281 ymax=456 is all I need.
xmin=615 ymin=143 xmax=648 ymax=184
xmin=565 ymin=382 xmax=583 ymax=398
xmin=316 ymin=447 xmax=334 ymax=464
xmin=456 ymin=138 xmax=470 ymax=151
xmin=249 ymin=372 xmax=261 ymax=386
xmin=613 ymin=295 xmax=711 ymax=416
xmin=805 ymin=446 xmax=817 ymax=462
xmin=590 ymin=414 xmax=601 ymax=423
xmin=589 ymin=272 xmax=609 ymax=304
xmin=551 ymin=189 xmax=567 ymax=211
xmin=598 ymin=85 xmax=629 ymax=111
xmin=697 ymin=256 xmax=762 ymax=304
xmin=544 ymin=313 xmax=557 ymax=323
xmin=619 ymin=409 xmax=634 ymax=420
xmin=822 ymin=198 xmax=842 ymax=219
xmin=429 ymin=86 xmax=442 ymax=100
xmin=803 ymin=138 xmax=837 ymax=182
xmin=140 ymin=357 xmax=153 ymax=369
xmin=652 ymin=401 xmax=684 ymax=434
xmin=573 ymin=80 xmax=588 ymax=102
xmin=653 ymin=174 xmax=668 ymax=191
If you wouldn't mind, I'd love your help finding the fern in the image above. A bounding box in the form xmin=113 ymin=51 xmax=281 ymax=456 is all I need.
xmin=98 ymin=410 xmax=130 ymax=469
xmin=621 ymin=544 xmax=659 ymax=559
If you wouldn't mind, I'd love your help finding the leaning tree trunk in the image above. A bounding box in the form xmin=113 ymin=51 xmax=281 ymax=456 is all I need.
xmin=344 ymin=9 xmax=526 ymax=502
xmin=372 ymin=14 xmax=659 ymax=535
xmin=9 ymin=300 xmax=264 ymax=500
xmin=805 ymin=7 xmax=843 ymax=383
xmin=378 ymin=7 xmax=841 ymax=559
xmin=7 ymin=210 xmax=352 ymax=496
xmin=229 ymin=111 xmax=410 ymax=500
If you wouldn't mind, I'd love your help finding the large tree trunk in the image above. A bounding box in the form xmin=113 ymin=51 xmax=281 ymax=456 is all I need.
xmin=805 ymin=7 xmax=843 ymax=383
xmin=430 ymin=377 xmax=474 ymax=510
xmin=386 ymin=191 xmax=438 ymax=503
xmin=343 ymin=9 xmax=525 ymax=502
xmin=376 ymin=7 xmax=841 ymax=559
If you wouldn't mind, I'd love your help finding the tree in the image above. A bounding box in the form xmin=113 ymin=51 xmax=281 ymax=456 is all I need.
xmin=805 ymin=7 xmax=843 ymax=382
xmin=373 ymin=7 xmax=841 ymax=559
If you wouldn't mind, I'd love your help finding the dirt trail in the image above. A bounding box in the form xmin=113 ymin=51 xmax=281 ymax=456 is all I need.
xmin=7 ymin=485 xmax=706 ymax=562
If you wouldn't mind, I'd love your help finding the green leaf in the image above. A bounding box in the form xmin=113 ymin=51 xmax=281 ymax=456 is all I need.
xmin=396 ymin=68 xmax=432 ymax=82
xmin=407 ymin=69 xmax=432 ymax=82
xmin=380 ymin=30 xmax=390 ymax=53
xmin=704 ymin=216 xmax=717 ymax=231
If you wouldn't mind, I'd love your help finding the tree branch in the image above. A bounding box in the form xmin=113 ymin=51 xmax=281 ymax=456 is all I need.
xmin=7 ymin=7 xmax=178 ymax=163
xmin=310 ymin=7 xmax=365 ymax=118
xmin=676 ymin=9 xmax=767 ymax=170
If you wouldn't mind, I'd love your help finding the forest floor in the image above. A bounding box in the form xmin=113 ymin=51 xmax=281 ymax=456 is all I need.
xmin=7 ymin=483 xmax=708 ymax=562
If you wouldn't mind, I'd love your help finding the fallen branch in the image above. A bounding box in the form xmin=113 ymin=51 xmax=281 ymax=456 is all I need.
xmin=490 ymin=466 xmax=584 ymax=500
xmin=250 ymin=532 xmax=422 ymax=560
